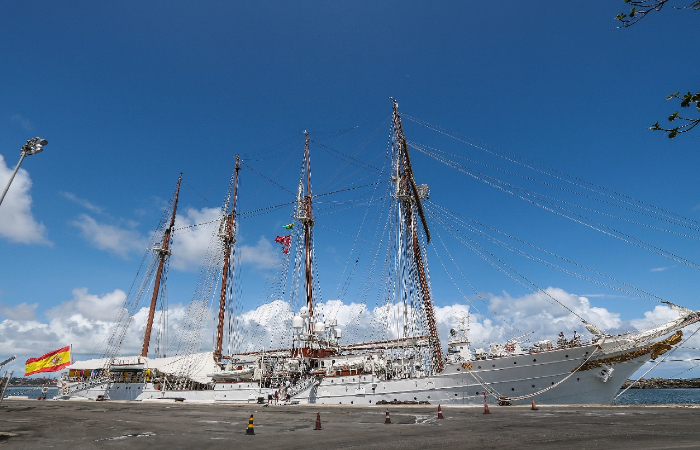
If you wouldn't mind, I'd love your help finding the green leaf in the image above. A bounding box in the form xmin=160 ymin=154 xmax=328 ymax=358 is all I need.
xmin=669 ymin=111 xmax=679 ymax=121
xmin=669 ymin=129 xmax=678 ymax=139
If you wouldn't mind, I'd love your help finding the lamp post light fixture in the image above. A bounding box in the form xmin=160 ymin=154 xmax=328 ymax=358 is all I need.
xmin=0 ymin=137 xmax=48 ymax=207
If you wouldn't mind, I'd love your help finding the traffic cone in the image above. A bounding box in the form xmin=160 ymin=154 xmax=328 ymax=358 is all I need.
xmin=245 ymin=414 xmax=255 ymax=435
xmin=437 ymin=404 xmax=444 ymax=419
xmin=314 ymin=412 xmax=322 ymax=430
xmin=531 ymin=398 xmax=538 ymax=410
xmin=482 ymin=391 xmax=490 ymax=415
xmin=385 ymin=409 xmax=392 ymax=424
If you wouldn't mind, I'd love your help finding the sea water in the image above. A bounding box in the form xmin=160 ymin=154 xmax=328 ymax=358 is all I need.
xmin=614 ymin=388 xmax=700 ymax=405
xmin=3 ymin=386 xmax=700 ymax=405
xmin=3 ymin=386 xmax=59 ymax=399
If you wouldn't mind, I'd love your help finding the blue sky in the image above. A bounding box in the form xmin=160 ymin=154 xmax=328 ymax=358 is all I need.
xmin=1 ymin=1 xmax=700 ymax=378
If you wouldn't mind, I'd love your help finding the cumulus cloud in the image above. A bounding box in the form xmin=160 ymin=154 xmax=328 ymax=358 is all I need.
xmin=0 ymin=302 xmax=38 ymax=320
xmin=1 ymin=286 xmax=695 ymax=378
xmin=72 ymin=213 xmax=148 ymax=258
xmin=170 ymin=207 xmax=222 ymax=271
xmin=240 ymin=236 xmax=278 ymax=270
xmin=629 ymin=304 xmax=681 ymax=331
xmin=47 ymin=288 xmax=128 ymax=322
xmin=0 ymin=154 xmax=50 ymax=244
xmin=170 ymin=208 xmax=280 ymax=272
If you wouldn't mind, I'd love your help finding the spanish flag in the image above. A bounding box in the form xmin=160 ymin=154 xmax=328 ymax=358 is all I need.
xmin=25 ymin=346 xmax=71 ymax=376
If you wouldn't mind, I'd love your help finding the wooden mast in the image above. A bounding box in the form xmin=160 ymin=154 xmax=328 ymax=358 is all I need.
xmin=215 ymin=156 xmax=241 ymax=361
xmin=302 ymin=133 xmax=314 ymax=322
xmin=391 ymin=99 xmax=444 ymax=373
xmin=141 ymin=173 xmax=182 ymax=358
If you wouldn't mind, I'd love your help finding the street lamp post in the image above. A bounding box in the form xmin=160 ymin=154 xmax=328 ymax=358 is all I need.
xmin=0 ymin=137 xmax=48 ymax=207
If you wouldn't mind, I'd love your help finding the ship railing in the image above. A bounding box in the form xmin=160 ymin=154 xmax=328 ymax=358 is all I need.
xmin=60 ymin=376 xmax=111 ymax=396
xmin=290 ymin=374 xmax=322 ymax=397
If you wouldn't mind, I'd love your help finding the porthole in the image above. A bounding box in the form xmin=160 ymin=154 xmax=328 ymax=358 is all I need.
xmin=492 ymin=364 xmax=495 ymax=368
xmin=511 ymin=388 xmax=515 ymax=391
xmin=577 ymin=378 xmax=580 ymax=382
xmin=533 ymin=359 xmax=537 ymax=362
xmin=477 ymin=366 xmax=481 ymax=369
xmin=514 ymin=361 xmax=517 ymax=364
xmin=565 ymin=355 xmax=569 ymax=358
xmin=532 ymin=385 xmax=535 ymax=388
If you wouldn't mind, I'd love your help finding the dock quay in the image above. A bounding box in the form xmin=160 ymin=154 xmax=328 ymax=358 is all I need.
xmin=2 ymin=399 xmax=700 ymax=449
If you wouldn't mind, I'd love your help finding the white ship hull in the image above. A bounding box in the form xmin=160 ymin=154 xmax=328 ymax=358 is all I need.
xmin=61 ymin=344 xmax=604 ymax=405
xmin=58 ymin=330 xmax=689 ymax=405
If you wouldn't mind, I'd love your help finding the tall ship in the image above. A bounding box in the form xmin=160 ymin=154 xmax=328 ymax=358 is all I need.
xmin=59 ymin=100 xmax=700 ymax=405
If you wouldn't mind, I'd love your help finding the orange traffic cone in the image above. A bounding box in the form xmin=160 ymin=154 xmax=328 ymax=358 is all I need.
xmin=531 ymin=398 xmax=539 ymax=410
xmin=385 ymin=409 xmax=392 ymax=424
xmin=246 ymin=414 xmax=255 ymax=435
xmin=437 ymin=404 xmax=444 ymax=419
xmin=314 ymin=412 xmax=322 ymax=430
xmin=482 ymin=391 xmax=490 ymax=415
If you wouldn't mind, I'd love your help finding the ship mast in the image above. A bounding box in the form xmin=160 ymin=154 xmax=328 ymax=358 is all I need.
xmin=301 ymin=132 xmax=315 ymax=324
xmin=214 ymin=156 xmax=241 ymax=361
xmin=391 ymin=98 xmax=444 ymax=373
xmin=141 ymin=173 xmax=182 ymax=358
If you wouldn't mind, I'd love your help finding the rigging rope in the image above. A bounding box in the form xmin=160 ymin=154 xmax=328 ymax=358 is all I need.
xmin=415 ymin=145 xmax=700 ymax=271
xmin=427 ymin=200 xmax=670 ymax=306
xmin=402 ymin=113 xmax=700 ymax=231
xmin=615 ymin=325 xmax=700 ymax=401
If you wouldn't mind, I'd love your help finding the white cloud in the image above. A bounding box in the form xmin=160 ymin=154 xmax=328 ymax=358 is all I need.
xmin=10 ymin=114 xmax=33 ymax=131
xmin=0 ymin=154 xmax=50 ymax=244
xmin=650 ymin=267 xmax=669 ymax=272
xmin=60 ymin=191 xmax=104 ymax=214
xmin=485 ymin=287 xmax=623 ymax=338
xmin=2 ymin=286 xmax=696 ymax=378
xmin=170 ymin=207 xmax=222 ymax=271
xmin=72 ymin=213 xmax=148 ymax=258
xmin=47 ymin=287 xmax=128 ymax=322
xmin=240 ymin=236 xmax=279 ymax=270
xmin=171 ymin=209 xmax=280 ymax=272
xmin=629 ymin=304 xmax=681 ymax=331
xmin=0 ymin=302 xmax=38 ymax=320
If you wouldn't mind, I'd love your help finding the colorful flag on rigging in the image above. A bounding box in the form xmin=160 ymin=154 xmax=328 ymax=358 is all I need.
xmin=275 ymin=235 xmax=291 ymax=254
xmin=25 ymin=346 xmax=71 ymax=376
xmin=283 ymin=223 xmax=294 ymax=229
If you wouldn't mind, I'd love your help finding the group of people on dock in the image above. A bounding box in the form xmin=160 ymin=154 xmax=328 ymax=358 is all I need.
xmin=267 ymin=380 xmax=292 ymax=405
